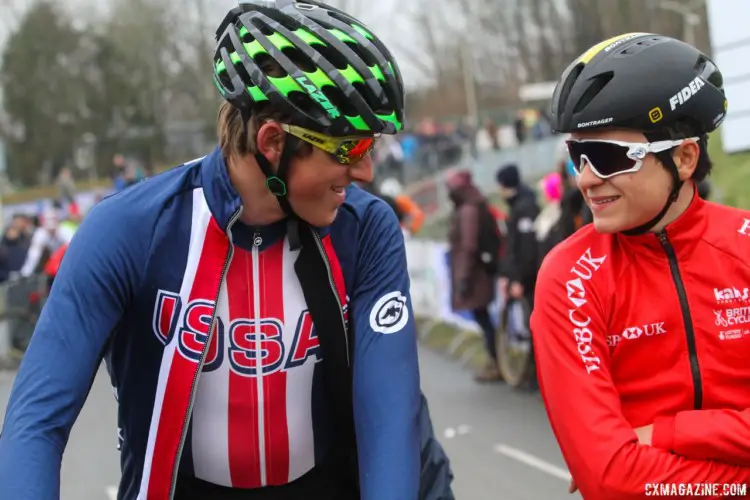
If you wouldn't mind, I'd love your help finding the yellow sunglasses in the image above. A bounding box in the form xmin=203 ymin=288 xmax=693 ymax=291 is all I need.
xmin=280 ymin=124 xmax=379 ymax=165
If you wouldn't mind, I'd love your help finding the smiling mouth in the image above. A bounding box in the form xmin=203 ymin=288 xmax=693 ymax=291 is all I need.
xmin=590 ymin=195 xmax=620 ymax=206
xmin=331 ymin=186 xmax=345 ymax=194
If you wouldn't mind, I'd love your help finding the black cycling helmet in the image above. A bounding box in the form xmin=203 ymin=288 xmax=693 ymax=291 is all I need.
xmin=551 ymin=33 xmax=726 ymax=135
xmin=551 ymin=33 xmax=727 ymax=235
xmin=213 ymin=0 xmax=405 ymax=138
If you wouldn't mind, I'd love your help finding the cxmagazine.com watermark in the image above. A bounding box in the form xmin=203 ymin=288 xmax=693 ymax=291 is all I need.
xmin=645 ymin=482 xmax=747 ymax=497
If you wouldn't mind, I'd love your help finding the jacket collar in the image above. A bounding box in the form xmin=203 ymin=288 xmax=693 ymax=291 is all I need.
xmin=200 ymin=147 xmax=244 ymax=232
xmin=617 ymin=187 xmax=706 ymax=260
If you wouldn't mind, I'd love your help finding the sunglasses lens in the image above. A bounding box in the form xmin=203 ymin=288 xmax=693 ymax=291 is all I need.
xmin=335 ymin=137 xmax=377 ymax=164
xmin=567 ymin=141 xmax=637 ymax=177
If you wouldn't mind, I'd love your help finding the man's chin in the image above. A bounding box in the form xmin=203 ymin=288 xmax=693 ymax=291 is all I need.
xmin=592 ymin=216 xmax=622 ymax=234
xmin=302 ymin=208 xmax=339 ymax=228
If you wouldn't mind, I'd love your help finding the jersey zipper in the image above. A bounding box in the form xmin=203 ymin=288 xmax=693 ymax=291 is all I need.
xmin=310 ymin=227 xmax=350 ymax=366
xmin=657 ymin=229 xmax=703 ymax=409
xmin=168 ymin=208 xmax=242 ymax=499
xmin=251 ymin=230 xmax=267 ymax=486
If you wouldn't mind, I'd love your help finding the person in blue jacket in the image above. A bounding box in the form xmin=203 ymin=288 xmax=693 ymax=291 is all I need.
xmin=0 ymin=1 xmax=453 ymax=499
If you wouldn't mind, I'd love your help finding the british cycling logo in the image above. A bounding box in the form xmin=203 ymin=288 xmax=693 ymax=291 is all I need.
xmin=565 ymin=248 xmax=607 ymax=374
xmin=369 ymin=291 xmax=409 ymax=334
xmin=606 ymin=322 xmax=666 ymax=347
xmin=713 ymin=307 xmax=750 ymax=340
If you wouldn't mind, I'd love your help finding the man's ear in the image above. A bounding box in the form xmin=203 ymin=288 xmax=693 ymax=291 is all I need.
xmin=256 ymin=122 xmax=285 ymax=164
xmin=673 ymin=140 xmax=700 ymax=181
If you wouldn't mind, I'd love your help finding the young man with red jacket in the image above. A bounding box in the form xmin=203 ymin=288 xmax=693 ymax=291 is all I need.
xmin=532 ymin=32 xmax=750 ymax=499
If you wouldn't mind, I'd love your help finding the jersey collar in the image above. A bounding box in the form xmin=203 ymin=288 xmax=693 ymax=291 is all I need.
xmin=617 ymin=186 xmax=707 ymax=259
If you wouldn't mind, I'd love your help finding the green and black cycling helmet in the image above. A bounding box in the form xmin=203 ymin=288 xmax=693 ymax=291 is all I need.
xmin=213 ymin=0 xmax=404 ymax=137
xmin=550 ymin=33 xmax=727 ymax=234
xmin=212 ymin=1 xmax=405 ymax=232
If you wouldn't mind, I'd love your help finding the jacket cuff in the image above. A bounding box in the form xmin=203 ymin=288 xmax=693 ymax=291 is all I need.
xmin=651 ymin=415 xmax=676 ymax=452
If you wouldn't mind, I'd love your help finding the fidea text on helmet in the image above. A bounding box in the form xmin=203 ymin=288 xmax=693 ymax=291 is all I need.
xmin=669 ymin=76 xmax=705 ymax=111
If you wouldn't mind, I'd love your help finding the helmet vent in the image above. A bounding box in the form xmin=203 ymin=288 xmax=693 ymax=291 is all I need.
xmin=282 ymin=47 xmax=317 ymax=73
xmin=352 ymin=81 xmax=388 ymax=115
xmin=557 ymin=63 xmax=585 ymax=114
xmin=346 ymin=41 xmax=378 ymax=67
xmin=618 ymin=37 xmax=664 ymax=56
xmin=321 ymin=85 xmax=357 ymax=116
xmin=288 ymin=91 xmax=322 ymax=120
xmin=573 ymin=71 xmax=614 ymax=113
xmin=695 ymin=56 xmax=723 ymax=88
xmin=309 ymin=41 xmax=350 ymax=70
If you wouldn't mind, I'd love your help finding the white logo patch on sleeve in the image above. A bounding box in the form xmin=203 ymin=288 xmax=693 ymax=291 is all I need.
xmin=369 ymin=291 xmax=409 ymax=334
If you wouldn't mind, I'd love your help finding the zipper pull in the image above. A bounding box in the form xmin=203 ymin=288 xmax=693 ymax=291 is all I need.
xmin=253 ymin=231 xmax=262 ymax=247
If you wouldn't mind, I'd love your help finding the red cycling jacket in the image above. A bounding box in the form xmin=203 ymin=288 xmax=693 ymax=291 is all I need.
xmin=531 ymin=193 xmax=750 ymax=499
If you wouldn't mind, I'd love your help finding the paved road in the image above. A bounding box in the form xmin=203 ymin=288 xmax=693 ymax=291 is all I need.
xmin=0 ymin=345 xmax=572 ymax=500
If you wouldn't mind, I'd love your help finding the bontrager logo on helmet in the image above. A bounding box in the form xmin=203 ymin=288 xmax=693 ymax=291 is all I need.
xmin=577 ymin=117 xmax=613 ymax=129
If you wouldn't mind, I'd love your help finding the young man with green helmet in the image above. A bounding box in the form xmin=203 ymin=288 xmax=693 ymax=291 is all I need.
xmin=0 ymin=2 xmax=453 ymax=499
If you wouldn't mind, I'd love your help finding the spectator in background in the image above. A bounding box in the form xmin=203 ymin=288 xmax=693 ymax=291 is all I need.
xmin=558 ymin=159 xmax=587 ymax=236
xmin=446 ymin=170 xmax=501 ymax=383
xmin=495 ymin=163 xmax=540 ymax=306
xmin=378 ymin=178 xmax=425 ymax=237
xmin=112 ymin=154 xmax=145 ymax=192
xmin=0 ymin=216 xmax=33 ymax=283
xmin=513 ymin=111 xmax=527 ymax=144
xmin=534 ymin=172 xmax=564 ymax=264
xmin=19 ymin=207 xmax=75 ymax=278
xmin=55 ymin=166 xmax=76 ymax=206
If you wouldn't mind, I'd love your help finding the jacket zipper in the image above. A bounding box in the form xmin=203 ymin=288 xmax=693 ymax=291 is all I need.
xmin=251 ymin=230 xmax=267 ymax=485
xmin=168 ymin=208 xmax=242 ymax=499
xmin=310 ymin=227 xmax=350 ymax=366
xmin=657 ymin=229 xmax=703 ymax=409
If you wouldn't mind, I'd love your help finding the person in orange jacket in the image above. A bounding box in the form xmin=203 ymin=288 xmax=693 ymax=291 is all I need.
xmin=379 ymin=178 xmax=425 ymax=236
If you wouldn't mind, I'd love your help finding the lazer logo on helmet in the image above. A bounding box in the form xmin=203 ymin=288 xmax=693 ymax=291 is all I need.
xmin=669 ymin=76 xmax=705 ymax=111
xmin=295 ymin=76 xmax=341 ymax=119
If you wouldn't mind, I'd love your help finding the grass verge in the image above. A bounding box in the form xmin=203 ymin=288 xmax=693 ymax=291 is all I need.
xmin=416 ymin=318 xmax=488 ymax=371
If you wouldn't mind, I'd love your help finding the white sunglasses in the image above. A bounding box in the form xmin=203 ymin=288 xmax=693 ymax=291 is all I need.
xmin=566 ymin=137 xmax=699 ymax=179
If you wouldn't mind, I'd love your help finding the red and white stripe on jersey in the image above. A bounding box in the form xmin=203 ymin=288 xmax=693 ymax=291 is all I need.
xmin=139 ymin=189 xmax=230 ymax=499
xmin=138 ymin=189 xmax=337 ymax=498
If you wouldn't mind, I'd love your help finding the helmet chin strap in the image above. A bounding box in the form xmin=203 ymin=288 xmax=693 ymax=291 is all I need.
xmin=621 ymin=132 xmax=683 ymax=236
xmin=253 ymin=135 xmax=304 ymax=250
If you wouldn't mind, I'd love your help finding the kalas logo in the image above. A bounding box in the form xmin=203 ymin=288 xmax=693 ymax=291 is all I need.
xmin=714 ymin=287 xmax=750 ymax=303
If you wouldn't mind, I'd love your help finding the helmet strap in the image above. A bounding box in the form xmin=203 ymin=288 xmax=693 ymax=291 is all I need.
xmin=622 ymin=131 xmax=682 ymax=236
xmin=254 ymin=135 xmax=303 ymax=250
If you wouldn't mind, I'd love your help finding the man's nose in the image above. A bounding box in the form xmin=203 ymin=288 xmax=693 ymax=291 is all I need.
xmin=576 ymin=159 xmax=604 ymax=191
xmin=349 ymin=155 xmax=374 ymax=183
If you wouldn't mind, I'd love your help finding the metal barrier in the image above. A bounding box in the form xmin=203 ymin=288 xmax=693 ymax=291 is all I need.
xmin=0 ymin=275 xmax=47 ymax=366
xmin=405 ymin=136 xmax=566 ymax=223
